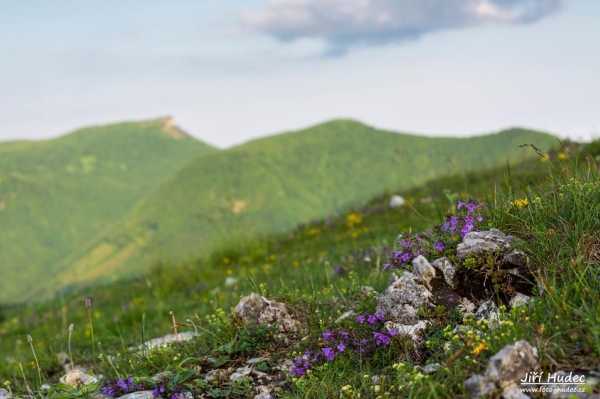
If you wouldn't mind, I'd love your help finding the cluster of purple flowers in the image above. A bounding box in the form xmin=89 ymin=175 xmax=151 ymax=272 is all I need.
xmin=382 ymin=199 xmax=485 ymax=273
xmin=382 ymin=234 xmax=427 ymax=271
xmin=152 ymin=385 xmax=185 ymax=399
xmin=102 ymin=377 xmax=149 ymax=398
xmin=290 ymin=311 xmax=398 ymax=377
xmin=442 ymin=200 xmax=484 ymax=237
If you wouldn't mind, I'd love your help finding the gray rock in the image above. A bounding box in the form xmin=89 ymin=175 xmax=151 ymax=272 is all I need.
xmin=136 ymin=331 xmax=197 ymax=351
xmin=502 ymin=386 xmax=531 ymax=399
xmin=431 ymin=257 xmax=458 ymax=289
xmin=59 ymin=369 xmax=98 ymax=388
xmin=486 ymin=340 xmax=538 ymax=389
xmin=458 ymin=297 xmax=477 ymax=315
xmin=251 ymin=369 xmax=270 ymax=380
xmin=360 ymin=286 xmax=376 ymax=294
xmin=205 ymin=369 xmax=230 ymax=382
xmin=56 ymin=352 xmax=71 ymax=366
xmin=234 ymin=293 xmax=299 ymax=333
xmin=385 ymin=320 xmax=427 ymax=342
xmin=254 ymin=385 xmax=273 ymax=399
xmin=412 ymin=255 xmax=436 ymax=290
xmin=548 ymin=370 xmax=600 ymax=399
xmin=377 ymin=271 xmax=433 ymax=325
xmin=423 ymin=363 xmax=441 ymax=374
xmin=464 ymin=340 xmax=539 ymax=398
xmin=246 ymin=357 xmax=269 ymax=365
xmin=464 ymin=375 xmax=497 ymax=398
xmin=0 ymin=389 xmax=13 ymax=399
xmin=502 ymin=248 xmax=528 ymax=268
xmin=151 ymin=371 xmax=171 ymax=382
xmin=509 ymin=293 xmax=532 ymax=307
xmin=115 ymin=391 xmax=155 ymax=399
xmin=456 ymin=229 xmax=513 ymax=260
xmin=474 ymin=300 xmax=500 ymax=327
xmin=335 ymin=310 xmax=355 ymax=323
xmin=229 ymin=372 xmax=252 ymax=382
xmin=389 ymin=195 xmax=405 ymax=208
xmin=235 ymin=366 xmax=253 ymax=376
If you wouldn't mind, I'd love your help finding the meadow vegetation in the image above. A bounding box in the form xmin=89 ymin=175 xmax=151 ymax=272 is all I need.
xmin=0 ymin=119 xmax=557 ymax=303
xmin=1 ymin=139 xmax=598 ymax=398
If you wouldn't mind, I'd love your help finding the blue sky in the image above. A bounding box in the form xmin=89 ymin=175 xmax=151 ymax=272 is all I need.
xmin=0 ymin=0 xmax=598 ymax=147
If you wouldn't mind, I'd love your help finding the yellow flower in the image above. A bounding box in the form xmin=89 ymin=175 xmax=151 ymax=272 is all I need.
xmin=470 ymin=343 xmax=487 ymax=356
xmin=557 ymin=152 xmax=569 ymax=160
xmin=346 ymin=213 xmax=362 ymax=227
xmin=510 ymin=198 xmax=529 ymax=208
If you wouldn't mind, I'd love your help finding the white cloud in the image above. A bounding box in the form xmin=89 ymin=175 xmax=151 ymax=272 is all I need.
xmin=241 ymin=0 xmax=567 ymax=55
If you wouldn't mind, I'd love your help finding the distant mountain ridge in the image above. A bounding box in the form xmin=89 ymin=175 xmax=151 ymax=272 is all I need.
xmin=0 ymin=118 xmax=216 ymax=302
xmin=0 ymin=118 xmax=558 ymax=303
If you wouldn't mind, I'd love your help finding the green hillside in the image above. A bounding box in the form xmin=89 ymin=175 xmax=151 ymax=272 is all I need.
xmin=53 ymin=120 xmax=558 ymax=296
xmin=0 ymin=117 xmax=216 ymax=302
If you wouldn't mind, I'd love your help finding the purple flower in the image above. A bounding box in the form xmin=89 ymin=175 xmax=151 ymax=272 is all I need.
xmin=382 ymin=263 xmax=390 ymax=271
xmin=458 ymin=201 xmax=466 ymax=210
xmin=323 ymin=332 xmax=332 ymax=342
xmin=322 ymin=348 xmax=335 ymax=361
xmin=337 ymin=343 xmax=346 ymax=352
xmin=367 ymin=315 xmax=377 ymax=324
xmin=103 ymin=387 xmax=116 ymax=397
xmin=374 ymin=310 xmax=384 ymax=321
xmin=476 ymin=215 xmax=483 ymax=222
xmin=388 ymin=328 xmax=398 ymax=336
xmin=117 ymin=379 xmax=129 ymax=392
xmin=450 ymin=217 xmax=458 ymax=233
xmin=434 ymin=241 xmax=444 ymax=252
xmin=466 ymin=203 xmax=478 ymax=213
xmin=373 ymin=332 xmax=391 ymax=346
xmin=356 ymin=315 xmax=366 ymax=323
xmin=401 ymin=252 xmax=411 ymax=263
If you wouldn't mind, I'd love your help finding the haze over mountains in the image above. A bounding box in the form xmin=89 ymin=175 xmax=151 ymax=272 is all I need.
xmin=0 ymin=118 xmax=558 ymax=303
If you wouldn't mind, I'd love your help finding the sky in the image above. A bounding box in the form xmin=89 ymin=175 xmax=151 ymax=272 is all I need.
xmin=0 ymin=0 xmax=598 ymax=148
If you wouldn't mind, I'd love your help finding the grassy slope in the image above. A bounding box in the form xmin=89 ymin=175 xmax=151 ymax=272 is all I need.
xmin=0 ymin=118 xmax=216 ymax=302
xmin=62 ymin=120 xmax=558 ymax=292
xmin=3 ymin=145 xmax=598 ymax=399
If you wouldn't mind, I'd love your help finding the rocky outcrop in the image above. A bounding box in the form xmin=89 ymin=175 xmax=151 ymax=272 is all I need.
xmin=234 ymin=293 xmax=300 ymax=334
xmin=464 ymin=340 xmax=538 ymax=398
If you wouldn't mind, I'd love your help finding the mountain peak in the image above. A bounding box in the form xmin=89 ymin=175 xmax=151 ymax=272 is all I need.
xmin=152 ymin=116 xmax=190 ymax=140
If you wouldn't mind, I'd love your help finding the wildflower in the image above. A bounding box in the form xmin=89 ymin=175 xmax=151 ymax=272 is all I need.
xmin=356 ymin=315 xmax=366 ymax=323
xmin=152 ymin=386 xmax=166 ymax=398
xmin=374 ymin=310 xmax=384 ymax=321
xmin=323 ymin=332 xmax=333 ymax=342
xmin=388 ymin=329 xmax=398 ymax=336
xmin=470 ymin=343 xmax=487 ymax=356
xmin=367 ymin=315 xmax=377 ymax=324
xmin=337 ymin=343 xmax=346 ymax=352
xmin=322 ymin=348 xmax=335 ymax=361
xmin=117 ymin=379 xmax=129 ymax=391
xmin=373 ymin=332 xmax=390 ymax=346
xmin=434 ymin=241 xmax=444 ymax=252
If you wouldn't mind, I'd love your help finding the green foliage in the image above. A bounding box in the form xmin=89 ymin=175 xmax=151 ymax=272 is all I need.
xmin=5 ymin=135 xmax=598 ymax=399
xmin=56 ymin=120 xmax=558 ymax=301
xmin=0 ymin=117 xmax=216 ymax=303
